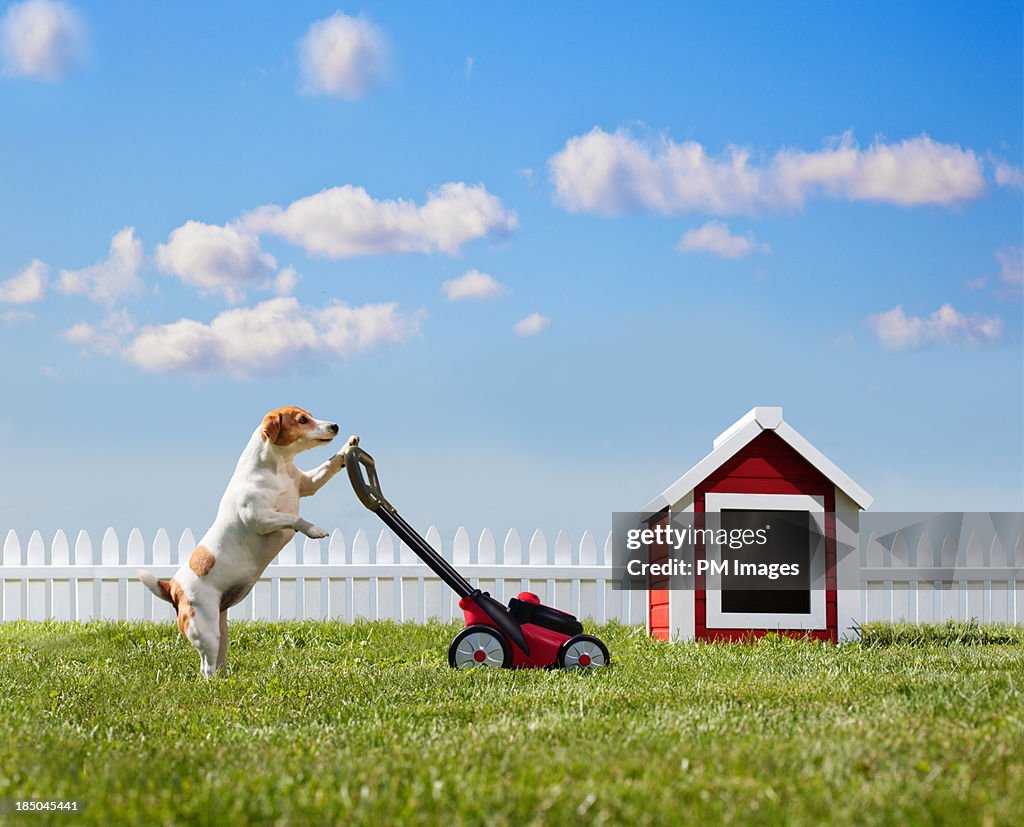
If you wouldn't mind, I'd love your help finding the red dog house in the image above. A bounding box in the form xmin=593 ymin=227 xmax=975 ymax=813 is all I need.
xmin=641 ymin=407 xmax=872 ymax=643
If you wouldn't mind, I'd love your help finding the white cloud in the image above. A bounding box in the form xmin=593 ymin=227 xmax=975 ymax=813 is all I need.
xmin=995 ymin=162 xmax=1024 ymax=189
xmin=1 ymin=309 xmax=34 ymax=324
xmin=0 ymin=259 xmax=47 ymax=303
xmin=121 ymin=297 xmax=421 ymax=376
xmin=550 ymin=127 xmax=762 ymax=215
xmin=443 ymin=269 xmax=506 ymax=301
xmin=243 ymin=182 xmax=516 ymax=259
xmin=1 ymin=0 xmax=86 ymax=81
xmin=997 ymin=246 xmax=1023 ymax=287
xmin=513 ymin=312 xmax=550 ymax=337
xmin=549 ymin=127 xmax=986 ymax=216
xmin=299 ymin=11 xmax=388 ymax=99
xmin=677 ymin=220 xmax=769 ymax=258
xmin=63 ymin=308 xmax=135 ymax=355
xmin=964 ymin=276 xmax=987 ymax=292
xmin=58 ymin=227 xmax=143 ymax=306
xmin=867 ymin=303 xmax=1004 ymax=350
xmin=996 ymin=246 xmax=1023 ymax=300
xmin=773 ymin=133 xmax=985 ymax=207
xmin=154 ymin=220 xmax=278 ymax=302
xmin=273 ymin=265 xmax=301 ymax=296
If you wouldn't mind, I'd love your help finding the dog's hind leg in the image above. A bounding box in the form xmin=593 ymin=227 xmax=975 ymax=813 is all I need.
xmin=216 ymin=610 xmax=229 ymax=675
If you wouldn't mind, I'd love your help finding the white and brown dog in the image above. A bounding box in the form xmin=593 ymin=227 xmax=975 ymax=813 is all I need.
xmin=138 ymin=406 xmax=358 ymax=677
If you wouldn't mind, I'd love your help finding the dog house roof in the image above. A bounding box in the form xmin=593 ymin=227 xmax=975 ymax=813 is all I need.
xmin=641 ymin=406 xmax=873 ymax=512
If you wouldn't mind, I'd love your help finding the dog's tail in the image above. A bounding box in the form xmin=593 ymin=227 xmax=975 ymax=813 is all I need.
xmin=138 ymin=569 xmax=174 ymax=604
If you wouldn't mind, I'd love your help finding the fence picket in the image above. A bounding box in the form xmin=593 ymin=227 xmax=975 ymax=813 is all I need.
xmin=328 ymin=530 xmax=347 ymax=621
xmin=101 ymin=528 xmax=119 ymax=621
xmin=554 ymin=530 xmax=573 ymax=617
xmin=890 ymin=532 xmax=908 ymax=622
xmin=529 ymin=530 xmax=547 ymax=604
xmin=25 ymin=531 xmax=46 ymax=621
xmin=454 ymin=527 xmax=471 ymax=561
xmin=272 ymin=539 xmax=291 ymax=621
xmin=580 ymin=530 xmax=598 ymax=623
xmin=152 ymin=529 xmax=171 ymax=621
xmin=915 ymin=533 xmax=935 ymax=623
xmin=351 ymin=530 xmax=371 ymax=620
xmin=3 ymin=530 xmax=21 ymax=622
xmin=376 ymin=530 xmax=396 ymax=621
xmin=177 ymin=529 xmax=195 ymax=565
xmin=479 ymin=529 xmax=499 ymax=602
xmin=991 ymin=532 xmax=1010 ymax=623
xmin=454 ymin=529 xmax=473 ymax=600
xmin=73 ymin=530 xmax=94 ymax=621
xmin=528 ymin=529 xmax=547 ymax=564
xmin=126 ymin=529 xmax=146 ymax=620
xmin=318 ymin=535 xmax=330 ymax=623
xmin=51 ymin=530 xmax=72 ymax=621
xmin=504 ymin=529 xmax=526 ymax=602
xmin=301 ymin=537 xmax=321 ymax=620
xmin=504 ymin=529 xmax=522 ymax=565
xmin=597 ymin=532 xmax=612 ymax=624
xmin=425 ymin=527 xmax=449 ymax=620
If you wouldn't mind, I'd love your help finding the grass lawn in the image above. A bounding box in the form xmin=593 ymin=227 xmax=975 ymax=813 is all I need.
xmin=1 ymin=620 xmax=1022 ymax=826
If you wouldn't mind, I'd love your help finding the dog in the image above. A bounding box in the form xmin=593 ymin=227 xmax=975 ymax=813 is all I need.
xmin=138 ymin=406 xmax=358 ymax=677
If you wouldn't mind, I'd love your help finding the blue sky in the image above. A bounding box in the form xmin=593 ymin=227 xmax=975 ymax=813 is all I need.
xmin=1 ymin=1 xmax=1021 ymax=547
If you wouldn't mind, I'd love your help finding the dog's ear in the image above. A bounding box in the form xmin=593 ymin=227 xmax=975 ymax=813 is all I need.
xmin=261 ymin=411 xmax=282 ymax=444
xmin=158 ymin=579 xmax=177 ymax=607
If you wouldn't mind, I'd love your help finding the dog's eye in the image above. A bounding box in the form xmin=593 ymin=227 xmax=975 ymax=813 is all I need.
xmin=298 ymin=415 xmax=308 ymax=424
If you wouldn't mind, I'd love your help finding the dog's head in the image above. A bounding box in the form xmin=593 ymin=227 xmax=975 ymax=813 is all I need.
xmin=260 ymin=406 xmax=339 ymax=452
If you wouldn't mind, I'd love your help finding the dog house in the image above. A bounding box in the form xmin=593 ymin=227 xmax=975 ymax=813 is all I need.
xmin=641 ymin=407 xmax=872 ymax=642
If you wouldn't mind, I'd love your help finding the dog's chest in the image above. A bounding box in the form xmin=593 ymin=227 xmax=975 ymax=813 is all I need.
xmin=275 ymin=486 xmax=299 ymax=514
xmin=266 ymin=468 xmax=300 ymax=513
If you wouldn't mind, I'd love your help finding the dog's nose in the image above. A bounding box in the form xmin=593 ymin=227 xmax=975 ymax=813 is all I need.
xmin=329 ymin=423 xmax=339 ymax=434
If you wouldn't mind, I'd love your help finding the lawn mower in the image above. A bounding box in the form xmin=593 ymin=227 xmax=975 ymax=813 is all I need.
xmin=346 ymin=445 xmax=610 ymax=670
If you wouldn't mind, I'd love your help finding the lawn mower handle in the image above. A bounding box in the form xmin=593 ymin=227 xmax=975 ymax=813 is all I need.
xmin=346 ymin=445 xmax=472 ymax=596
xmin=346 ymin=445 xmax=387 ymax=512
xmin=344 ymin=443 xmax=531 ymax=655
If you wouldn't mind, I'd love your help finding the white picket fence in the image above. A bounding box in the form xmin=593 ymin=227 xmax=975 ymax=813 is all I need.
xmin=3 ymin=516 xmax=1022 ymax=628
xmin=0 ymin=527 xmax=646 ymax=626
xmin=860 ymin=516 xmax=1024 ymax=625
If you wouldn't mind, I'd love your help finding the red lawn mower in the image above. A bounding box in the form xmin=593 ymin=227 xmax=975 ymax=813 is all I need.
xmin=346 ymin=446 xmax=610 ymax=670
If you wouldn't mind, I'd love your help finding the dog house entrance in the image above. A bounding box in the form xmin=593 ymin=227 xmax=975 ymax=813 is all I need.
xmin=719 ymin=509 xmax=811 ymax=615
xmin=703 ymin=492 xmax=827 ymax=631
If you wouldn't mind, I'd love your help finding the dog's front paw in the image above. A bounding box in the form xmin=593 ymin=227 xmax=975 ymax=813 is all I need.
xmin=295 ymin=518 xmax=329 ymax=539
xmin=304 ymin=524 xmax=329 ymax=540
xmin=336 ymin=434 xmax=360 ymax=464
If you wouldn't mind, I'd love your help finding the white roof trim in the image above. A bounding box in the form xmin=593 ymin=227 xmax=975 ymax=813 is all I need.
xmin=641 ymin=407 xmax=873 ymax=513
xmin=773 ymin=421 xmax=873 ymax=509
xmin=641 ymin=419 xmax=763 ymax=513
xmin=712 ymin=406 xmax=782 ymax=449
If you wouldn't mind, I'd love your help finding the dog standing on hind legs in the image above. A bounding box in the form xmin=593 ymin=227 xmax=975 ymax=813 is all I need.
xmin=138 ymin=406 xmax=358 ymax=678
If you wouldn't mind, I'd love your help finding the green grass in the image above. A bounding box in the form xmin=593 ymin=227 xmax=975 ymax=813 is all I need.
xmin=858 ymin=619 xmax=1024 ymax=647
xmin=1 ymin=621 xmax=1022 ymax=826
